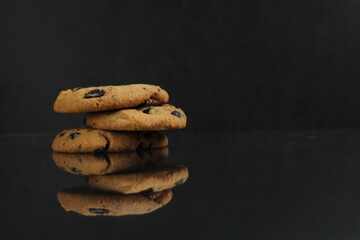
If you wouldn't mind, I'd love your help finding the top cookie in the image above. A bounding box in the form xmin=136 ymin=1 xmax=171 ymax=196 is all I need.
xmin=53 ymin=84 xmax=169 ymax=113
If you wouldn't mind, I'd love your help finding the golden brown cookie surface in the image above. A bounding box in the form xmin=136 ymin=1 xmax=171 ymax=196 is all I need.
xmin=52 ymin=148 xmax=168 ymax=175
xmin=85 ymin=104 xmax=187 ymax=131
xmin=52 ymin=128 xmax=168 ymax=153
xmin=88 ymin=164 xmax=189 ymax=194
xmin=53 ymin=84 xmax=169 ymax=113
xmin=57 ymin=187 xmax=172 ymax=216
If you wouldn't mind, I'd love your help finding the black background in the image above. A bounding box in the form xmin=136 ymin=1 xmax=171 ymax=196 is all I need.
xmin=2 ymin=2 xmax=360 ymax=239
xmin=1 ymin=0 xmax=360 ymax=132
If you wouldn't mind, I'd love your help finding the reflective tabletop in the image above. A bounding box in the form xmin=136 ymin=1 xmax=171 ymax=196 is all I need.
xmin=2 ymin=129 xmax=360 ymax=240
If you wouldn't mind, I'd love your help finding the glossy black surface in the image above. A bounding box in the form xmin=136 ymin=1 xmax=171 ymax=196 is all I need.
xmin=2 ymin=129 xmax=360 ymax=239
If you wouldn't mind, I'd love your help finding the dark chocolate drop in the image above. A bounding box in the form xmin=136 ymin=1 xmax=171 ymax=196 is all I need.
xmin=141 ymin=189 xmax=156 ymax=200
xmin=175 ymin=178 xmax=185 ymax=186
xmin=171 ymin=111 xmax=182 ymax=118
xmin=68 ymin=132 xmax=80 ymax=139
xmin=94 ymin=134 xmax=110 ymax=153
xmin=58 ymin=132 xmax=65 ymax=137
xmin=70 ymin=167 xmax=81 ymax=173
xmin=142 ymin=108 xmax=151 ymax=114
xmin=88 ymin=208 xmax=110 ymax=214
xmin=84 ymin=89 xmax=105 ymax=98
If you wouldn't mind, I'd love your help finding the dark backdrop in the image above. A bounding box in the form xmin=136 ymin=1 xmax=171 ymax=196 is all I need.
xmin=1 ymin=0 xmax=360 ymax=133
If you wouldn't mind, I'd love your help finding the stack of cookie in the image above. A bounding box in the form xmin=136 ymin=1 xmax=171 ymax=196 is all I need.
xmin=52 ymin=84 xmax=188 ymax=216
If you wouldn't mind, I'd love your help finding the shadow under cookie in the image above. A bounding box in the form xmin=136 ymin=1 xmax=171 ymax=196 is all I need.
xmin=57 ymin=187 xmax=173 ymax=216
xmin=52 ymin=148 xmax=168 ymax=175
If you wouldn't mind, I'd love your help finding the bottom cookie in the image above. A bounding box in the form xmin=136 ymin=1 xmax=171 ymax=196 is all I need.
xmin=57 ymin=187 xmax=172 ymax=216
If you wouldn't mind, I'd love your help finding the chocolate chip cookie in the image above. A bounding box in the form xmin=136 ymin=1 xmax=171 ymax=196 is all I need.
xmin=53 ymin=84 xmax=169 ymax=113
xmin=52 ymin=148 xmax=168 ymax=175
xmin=57 ymin=187 xmax=172 ymax=216
xmin=88 ymin=164 xmax=189 ymax=194
xmin=85 ymin=104 xmax=187 ymax=131
xmin=52 ymin=128 xmax=168 ymax=153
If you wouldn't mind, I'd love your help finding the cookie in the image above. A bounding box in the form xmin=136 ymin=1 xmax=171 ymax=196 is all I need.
xmin=57 ymin=187 xmax=172 ymax=216
xmin=52 ymin=148 xmax=169 ymax=175
xmin=53 ymin=84 xmax=169 ymax=113
xmin=88 ymin=164 xmax=189 ymax=194
xmin=85 ymin=104 xmax=187 ymax=131
xmin=52 ymin=128 xmax=168 ymax=153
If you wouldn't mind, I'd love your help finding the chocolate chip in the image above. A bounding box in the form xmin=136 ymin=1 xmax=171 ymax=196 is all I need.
xmin=70 ymin=167 xmax=81 ymax=173
xmin=72 ymin=87 xmax=82 ymax=91
xmin=145 ymin=161 xmax=153 ymax=167
xmin=144 ymin=132 xmax=152 ymax=139
xmin=142 ymin=108 xmax=151 ymax=114
xmin=58 ymin=132 xmax=66 ymax=137
xmin=141 ymin=189 xmax=156 ymax=200
xmin=135 ymin=99 xmax=151 ymax=108
xmin=171 ymin=111 xmax=182 ymax=118
xmin=94 ymin=134 xmax=110 ymax=153
xmin=84 ymin=89 xmax=105 ymax=98
xmin=148 ymin=143 xmax=152 ymax=149
xmin=88 ymin=208 xmax=110 ymax=215
xmin=136 ymin=143 xmax=144 ymax=159
xmin=68 ymin=132 xmax=80 ymax=139
xmin=175 ymin=178 xmax=185 ymax=186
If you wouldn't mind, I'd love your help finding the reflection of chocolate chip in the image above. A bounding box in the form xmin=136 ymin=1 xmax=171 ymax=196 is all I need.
xmin=136 ymin=143 xmax=144 ymax=158
xmin=70 ymin=167 xmax=81 ymax=173
xmin=94 ymin=153 xmax=111 ymax=172
xmin=148 ymin=143 xmax=152 ymax=157
xmin=145 ymin=161 xmax=153 ymax=167
xmin=68 ymin=132 xmax=80 ymax=139
xmin=94 ymin=134 xmax=110 ymax=153
xmin=171 ymin=111 xmax=181 ymax=118
xmin=88 ymin=208 xmax=110 ymax=214
xmin=175 ymin=178 xmax=185 ymax=186
xmin=144 ymin=132 xmax=152 ymax=139
xmin=84 ymin=89 xmax=105 ymax=98
xmin=142 ymin=108 xmax=151 ymax=114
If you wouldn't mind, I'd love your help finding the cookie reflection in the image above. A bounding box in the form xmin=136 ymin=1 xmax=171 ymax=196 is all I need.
xmin=52 ymin=148 xmax=168 ymax=175
xmin=88 ymin=164 xmax=189 ymax=194
xmin=57 ymin=187 xmax=172 ymax=216
xmin=54 ymin=148 xmax=189 ymax=217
